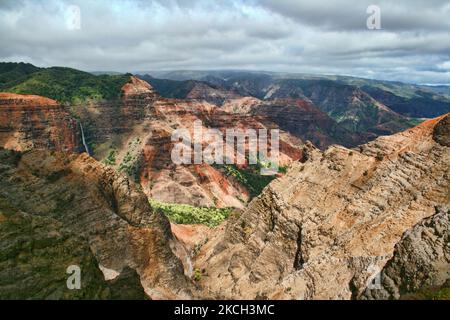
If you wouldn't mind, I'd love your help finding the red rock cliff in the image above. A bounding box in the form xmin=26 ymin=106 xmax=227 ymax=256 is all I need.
xmin=0 ymin=93 xmax=79 ymax=152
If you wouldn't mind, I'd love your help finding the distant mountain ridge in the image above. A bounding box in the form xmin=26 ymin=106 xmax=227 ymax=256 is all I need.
xmin=137 ymin=72 xmax=431 ymax=138
xmin=3 ymin=62 xmax=449 ymax=119
xmin=138 ymin=69 xmax=450 ymax=118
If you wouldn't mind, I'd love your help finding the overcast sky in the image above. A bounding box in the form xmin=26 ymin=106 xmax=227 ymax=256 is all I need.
xmin=1 ymin=0 xmax=449 ymax=84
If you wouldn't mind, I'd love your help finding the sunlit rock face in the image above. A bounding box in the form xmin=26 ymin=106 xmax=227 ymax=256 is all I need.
xmin=195 ymin=114 xmax=450 ymax=300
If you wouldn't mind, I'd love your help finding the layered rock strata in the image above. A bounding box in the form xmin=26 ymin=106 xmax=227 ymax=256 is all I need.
xmin=194 ymin=115 xmax=450 ymax=299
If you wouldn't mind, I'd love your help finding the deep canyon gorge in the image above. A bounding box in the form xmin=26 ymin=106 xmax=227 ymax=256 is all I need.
xmin=0 ymin=63 xmax=449 ymax=300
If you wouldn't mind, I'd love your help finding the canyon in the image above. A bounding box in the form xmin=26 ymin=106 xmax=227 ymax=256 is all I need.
xmin=0 ymin=63 xmax=448 ymax=300
xmin=0 ymin=112 xmax=448 ymax=300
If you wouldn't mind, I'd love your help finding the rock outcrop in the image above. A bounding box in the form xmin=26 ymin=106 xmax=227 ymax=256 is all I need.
xmin=0 ymin=148 xmax=192 ymax=299
xmin=194 ymin=114 xmax=450 ymax=299
xmin=362 ymin=206 xmax=449 ymax=300
xmin=0 ymin=93 xmax=79 ymax=152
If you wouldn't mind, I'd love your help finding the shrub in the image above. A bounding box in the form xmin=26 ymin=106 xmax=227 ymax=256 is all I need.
xmin=149 ymin=199 xmax=232 ymax=227
xmin=193 ymin=269 xmax=202 ymax=282
xmin=103 ymin=150 xmax=117 ymax=166
xmin=218 ymin=164 xmax=275 ymax=199
xmin=376 ymin=152 xmax=384 ymax=161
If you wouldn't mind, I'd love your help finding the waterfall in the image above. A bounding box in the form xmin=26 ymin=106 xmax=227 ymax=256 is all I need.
xmin=79 ymin=121 xmax=90 ymax=156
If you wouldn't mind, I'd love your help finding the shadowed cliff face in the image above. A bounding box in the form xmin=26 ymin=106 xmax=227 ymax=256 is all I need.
xmin=194 ymin=114 xmax=450 ymax=300
xmin=0 ymin=148 xmax=193 ymax=299
xmin=0 ymin=195 xmax=148 ymax=300
xmin=0 ymin=93 xmax=79 ymax=152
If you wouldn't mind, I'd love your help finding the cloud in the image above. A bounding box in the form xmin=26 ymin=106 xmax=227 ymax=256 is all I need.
xmin=0 ymin=0 xmax=449 ymax=84
xmin=259 ymin=0 xmax=450 ymax=32
xmin=437 ymin=61 xmax=450 ymax=71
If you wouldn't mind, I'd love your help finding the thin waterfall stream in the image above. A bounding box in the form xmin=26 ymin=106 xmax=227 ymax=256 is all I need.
xmin=79 ymin=121 xmax=90 ymax=156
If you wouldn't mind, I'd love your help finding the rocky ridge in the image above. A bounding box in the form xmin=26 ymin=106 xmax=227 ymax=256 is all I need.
xmin=193 ymin=114 xmax=450 ymax=299
xmin=0 ymin=148 xmax=193 ymax=299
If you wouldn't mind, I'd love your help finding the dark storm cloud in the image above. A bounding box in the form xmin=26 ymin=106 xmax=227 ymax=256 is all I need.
xmin=0 ymin=0 xmax=449 ymax=84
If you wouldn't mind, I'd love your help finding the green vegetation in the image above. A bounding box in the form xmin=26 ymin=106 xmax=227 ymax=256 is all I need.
xmin=278 ymin=165 xmax=288 ymax=174
xmin=138 ymin=75 xmax=196 ymax=99
xmin=0 ymin=62 xmax=40 ymax=88
xmin=402 ymin=283 xmax=450 ymax=300
xmin=149 ymin=199 xmax=232 ymax=227
xmin=424 ymin=287 xmax=450 ymax=300
xmin=220 ymin=164 xmax=274 ymax=198
xmin=118 ymin=151 xmax=142 ymax=182
xmin=118 ymin=138 xmax=143 ymax=182
xmin=407 ymin=118 xmax=426 ymax=127
xmin=193 ymin=269 xmax=202 ymax=282
xmin=0 ymin=62 xmax=130 ymax=104
xmin=216 ymin=159 xmax=287 ymax=199
xmin=90 ymin=133 xmax=124 ymax=160
xmin=375 ymin=151 xmax=385 ymax=161
xmin=103 ymin=149 xmax=117 ymax=166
